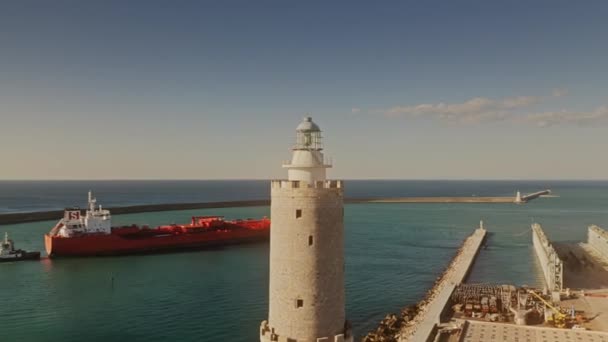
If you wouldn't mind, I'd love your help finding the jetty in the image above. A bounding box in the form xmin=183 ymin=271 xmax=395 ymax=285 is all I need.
xmin=447 ymin=224 xmax=608 ymax=341
xmin=363 ymin=223 xmax=486 ymax=342
xmin=0 ymin=200 xmax=270 ymax=225
xmin=0 ymin=190 xmax=552 ymax=225
xmin=531 ymin=223 xmax=563 ymax=297
xmin=401 ymin=225 xmax=487 ymax=341
xmin=352 ymin=197 xmax=516 ymax=204
xmin=367 ymin=222 xmax=608 ymax=342
xmin=520 ymin=189 xmax=552 ymax=203
xmin=533 ymin=223 xmax=608 ymax=291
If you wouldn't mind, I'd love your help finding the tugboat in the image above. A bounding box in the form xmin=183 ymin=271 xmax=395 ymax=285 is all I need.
xmin=0 ymin=232 xmax=41 ymax=262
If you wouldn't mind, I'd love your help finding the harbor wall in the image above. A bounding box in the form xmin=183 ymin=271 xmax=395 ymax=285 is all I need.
xmin=400 ymin=227 xmax=487 ymax=342
xmin=0 ymin=200 xmax=271 ymax=226
xmin=1 ymin=187 xmax=554 ymax=227
xmin=588 ymin=225 xmax=608 ymax=260
xmin=521 ymin=189 xmax=551 ymax=202
xmin=531 ymin=223 xmax=563 ymax=292
xmin=0 ymin=188 xmax=550 ymax=226
xmin=0 ymin=197 xmax=523 ymax=226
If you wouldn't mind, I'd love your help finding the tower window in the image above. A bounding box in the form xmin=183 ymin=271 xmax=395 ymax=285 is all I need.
xmin=308 ymin=235 xmax=313 ymax=246
xmin=296 ymin=299 xmax=303 ymax=308
xmin=296 ymin=209 xmax=302 ymax=218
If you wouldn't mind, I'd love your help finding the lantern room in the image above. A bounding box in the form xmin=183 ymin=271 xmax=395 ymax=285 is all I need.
xmin=294 ymin=117 xmax=323 ymax=151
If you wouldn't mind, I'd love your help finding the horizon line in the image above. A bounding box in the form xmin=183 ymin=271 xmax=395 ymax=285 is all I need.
xmin=1 ymin=178 xmax=607 ymax=182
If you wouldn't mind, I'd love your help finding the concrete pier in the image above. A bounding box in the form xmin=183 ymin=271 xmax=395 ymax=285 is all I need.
xmin=520 ymin=189 xmax=552 ymax=202
xmin=355 ymin=197 xmax=516 ymax=204
xmin=1 ymin=197 xmax=513 ymax=225
xmin=588 ymin=225 xmax=608 ymax=261
xmin=0 ymin=189 xmax=553 ymax=226
xmin=532 ymin=223 xmax=563 ymax=294
xmin=398 ymin=226 xmax=487 ymax=342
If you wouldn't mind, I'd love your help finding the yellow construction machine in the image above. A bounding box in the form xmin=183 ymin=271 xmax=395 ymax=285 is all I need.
xmin=527 ymin=290 xmax=568 ymax=328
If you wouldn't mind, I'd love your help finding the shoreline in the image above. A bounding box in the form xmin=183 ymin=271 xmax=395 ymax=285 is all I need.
xmin=0 ymin=197 xmax=517 ymax=225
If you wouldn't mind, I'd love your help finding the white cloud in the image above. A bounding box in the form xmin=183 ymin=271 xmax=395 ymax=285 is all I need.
xmin=371 ymin=89 xmax=608 ymax=126
xmin=521 ymin=106 xmax=608 ymax=127
xmin=383 ymin=94 xmax=542 ymax=124
xmin=351 ymin=107 xmax=361 ymax=114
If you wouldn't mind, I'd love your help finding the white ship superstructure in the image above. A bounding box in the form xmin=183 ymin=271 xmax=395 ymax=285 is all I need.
xmin=0 ymin=232 xmax=16 ymax=258
xmin=52 ymin=191 xmax=112 ymax=237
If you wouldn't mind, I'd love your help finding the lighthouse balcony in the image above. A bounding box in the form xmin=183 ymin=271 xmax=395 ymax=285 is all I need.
xmin=282 ymin=156 xmax=333 ymax=169
xmin=271 ymin=180 xmax=343 ymax=190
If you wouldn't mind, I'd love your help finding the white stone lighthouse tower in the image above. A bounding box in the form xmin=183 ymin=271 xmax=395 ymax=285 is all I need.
xmin=260 ymin=117 xmax=352 ymax=342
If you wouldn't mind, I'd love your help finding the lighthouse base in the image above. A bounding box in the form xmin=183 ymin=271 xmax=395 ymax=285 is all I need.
xmin=260 ymin=320 xmax=353 ymax=342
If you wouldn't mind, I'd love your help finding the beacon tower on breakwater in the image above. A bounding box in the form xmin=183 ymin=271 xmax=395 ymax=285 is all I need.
xmin=260 ymin=117 xmax=352 ymax=342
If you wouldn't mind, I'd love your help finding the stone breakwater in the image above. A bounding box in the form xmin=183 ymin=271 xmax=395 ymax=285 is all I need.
xmin=0 ymin=198 xmax=519 ymax=225
xmin=0 ymin=200 xmax=271 ymax=225
xmin=362 ymin=227 xmax=487 ymax=342
xmin=355 ymin=197 xmax=515 ymax=204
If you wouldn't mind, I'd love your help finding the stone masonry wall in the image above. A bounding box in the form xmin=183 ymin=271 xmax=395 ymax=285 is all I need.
xmin=262 ymin=181 xmax=347 ymax=342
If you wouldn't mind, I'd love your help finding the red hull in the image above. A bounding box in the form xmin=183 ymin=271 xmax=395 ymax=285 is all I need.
xmin=45 ymin=218 xmax=270 ymax=257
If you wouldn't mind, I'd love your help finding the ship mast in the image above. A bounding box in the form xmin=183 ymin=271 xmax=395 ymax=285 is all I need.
xmin=88 ymin=190 xmax=97 ymax=212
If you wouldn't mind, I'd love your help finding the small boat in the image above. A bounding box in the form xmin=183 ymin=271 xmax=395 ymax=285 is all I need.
xmin=0 ymin=232 xmax=41 ymax=262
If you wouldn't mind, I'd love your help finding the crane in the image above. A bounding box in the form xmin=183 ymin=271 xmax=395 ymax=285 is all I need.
xmin=527 ymin=290 xmax=567 ymax=328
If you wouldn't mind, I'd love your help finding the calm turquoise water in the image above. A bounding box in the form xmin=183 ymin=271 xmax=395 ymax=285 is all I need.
xmin=1 ymin=181 xmax=607 ymax=341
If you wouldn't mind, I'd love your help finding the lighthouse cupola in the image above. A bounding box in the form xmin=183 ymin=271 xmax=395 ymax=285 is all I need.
xmin=295 ymin=116 xmax=323 ymax=150
xmin=284 ymin=117 xmax=332 ymax=183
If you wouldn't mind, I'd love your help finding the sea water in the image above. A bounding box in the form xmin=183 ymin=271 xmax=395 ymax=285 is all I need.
xmin=0 ymin=180 xmax=607 ymax=341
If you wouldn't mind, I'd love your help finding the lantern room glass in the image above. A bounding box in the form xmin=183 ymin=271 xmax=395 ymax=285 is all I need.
xmin=295 ymin=130 xmax=323 ymax=150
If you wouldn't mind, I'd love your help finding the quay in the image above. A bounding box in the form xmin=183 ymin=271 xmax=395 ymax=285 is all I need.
xmin=363 ymin=223 xmax=487 ymax=342
xmin=449 ymin=223 xmax=608 ymax=341
xmin=534 ymin=223 xmax=608 ymax=291
xmin=367 ymin=223 xmax=608 ymax=342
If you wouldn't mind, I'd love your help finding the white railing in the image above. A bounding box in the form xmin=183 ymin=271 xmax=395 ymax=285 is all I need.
xmin=271 ymin=180 xmax=343 ymax=189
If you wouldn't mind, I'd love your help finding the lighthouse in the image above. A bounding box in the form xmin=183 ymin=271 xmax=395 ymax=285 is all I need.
xmin=260 ymin=117 xmax=352 ymax=342
xmin=515 ymin=191 xmax=523 ymax=204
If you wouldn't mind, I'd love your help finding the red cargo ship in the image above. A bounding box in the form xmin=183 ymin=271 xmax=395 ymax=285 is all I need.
xmin=45 ymin=192 xmax=270 ymax=257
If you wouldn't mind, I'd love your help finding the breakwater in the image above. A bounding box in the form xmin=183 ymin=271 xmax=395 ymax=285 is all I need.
xmin=357 ymin=197 xmax=515 ymax=203
xmin=520 ymin=189 xmax=551 ymax=202
xmin=363 ymin=225 xmax=487 ymax=342
xmin=588 ymin=225 xmax=608 ymax=261
xmin=0 ymin=200 xmax=270 ymax=225
xmin=531 ymin=223 xmax=563 ymax=293
xmin=0 ymin=196 xmax=525 ymax=225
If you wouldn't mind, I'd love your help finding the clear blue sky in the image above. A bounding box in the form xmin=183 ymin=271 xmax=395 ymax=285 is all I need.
xmin=1 ymin=1 xmax=607 ymax=180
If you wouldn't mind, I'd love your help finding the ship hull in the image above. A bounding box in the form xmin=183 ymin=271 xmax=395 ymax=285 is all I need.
xmin=45 ymin=228 xmax=269 ymax=257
